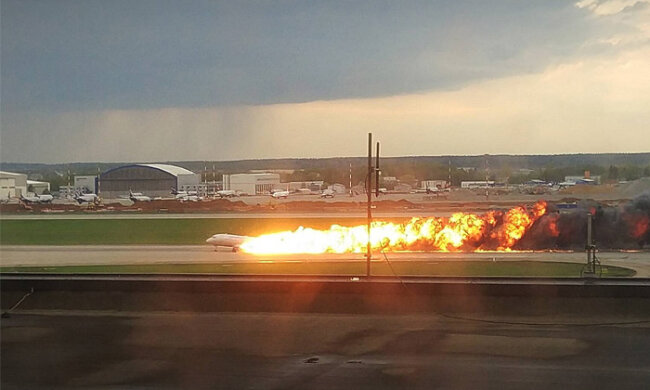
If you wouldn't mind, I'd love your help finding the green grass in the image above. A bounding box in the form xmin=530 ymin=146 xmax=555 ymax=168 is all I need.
xmin=0 ymin=261 xmax=636 ymax=278
xmin=0 ymin=217 xmax=401 ymax=245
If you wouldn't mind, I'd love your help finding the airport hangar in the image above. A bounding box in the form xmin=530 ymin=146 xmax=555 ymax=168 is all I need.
xmin=222 ymin=173 xmax=281 ymax=195
xmin=99 ymin=164 xmax=201 ymax=198
xmin=0 ymin=171 xmax=28 ymax=199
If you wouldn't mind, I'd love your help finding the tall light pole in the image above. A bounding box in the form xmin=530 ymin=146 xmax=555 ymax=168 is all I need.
xmin=366 ymin=133 xmax=381 ymax=278
xmin=367 ymin=133 xmax=372 ymax=277
xmin=349 ymin=162 xmax=353 ymax=197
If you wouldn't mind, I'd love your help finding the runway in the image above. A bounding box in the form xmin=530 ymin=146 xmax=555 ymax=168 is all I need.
xmin=2 ymin=245 xmax=649 ymax=276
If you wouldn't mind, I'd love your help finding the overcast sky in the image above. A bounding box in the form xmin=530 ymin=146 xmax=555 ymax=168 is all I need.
xmin=2 ymin=0 xmax=649 ymax=163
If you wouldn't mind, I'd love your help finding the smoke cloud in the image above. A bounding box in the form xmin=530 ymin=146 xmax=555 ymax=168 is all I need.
xmin=519 ymin=194 xmax=650 ymax=250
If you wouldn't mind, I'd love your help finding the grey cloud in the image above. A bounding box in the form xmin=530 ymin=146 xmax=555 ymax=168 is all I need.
xmin=2 ymin=0 xmax=595 ymax=111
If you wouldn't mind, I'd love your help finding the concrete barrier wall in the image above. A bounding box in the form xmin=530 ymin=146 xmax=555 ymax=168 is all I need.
xmin=3 ymin=274 xmax=650 ymax=315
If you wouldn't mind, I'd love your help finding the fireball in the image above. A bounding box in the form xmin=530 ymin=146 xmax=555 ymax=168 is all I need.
xmin=240 ymin=201 xmax=548 ymax=255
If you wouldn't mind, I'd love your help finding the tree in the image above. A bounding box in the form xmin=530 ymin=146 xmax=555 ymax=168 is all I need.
xmin=607 ymin=165 xmax=619 ymax=180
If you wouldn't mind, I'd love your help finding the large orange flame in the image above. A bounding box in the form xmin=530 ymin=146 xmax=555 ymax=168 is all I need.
xmin=240 ymin=201 xmax=548 ymax=254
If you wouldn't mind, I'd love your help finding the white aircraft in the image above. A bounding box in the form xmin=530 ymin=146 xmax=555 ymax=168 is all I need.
xmin=129 ymin=190 xmax=151 ymax=202
xmin=206 ymin=233 xmax=250 ymax=252
xmin=271 ymin=190 xmax=289 ymax=199
xmin=320 ymin=189 xmax=335 ymax=198
xmin=172 ymin=190 xmax=200 ymax=201
xmin=20 ymin=194 xmax=54 ymax=204
xmin=171 ymin=188 xmax=198 ymax=198
xmin=74 ymin=193 xmax=99 ymax=204
xmin=216 ymin=190 xmax=238 ymax=198
xmin=181 ymin=194 xmax=201 ymax=201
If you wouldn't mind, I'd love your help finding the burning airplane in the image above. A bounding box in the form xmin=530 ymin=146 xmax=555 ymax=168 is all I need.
xmin=206 ymin=195 xmax=650 ymax=255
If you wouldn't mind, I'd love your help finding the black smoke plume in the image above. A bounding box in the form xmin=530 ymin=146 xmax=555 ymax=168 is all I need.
xmin=517 ymin=194 xmax=650 ymax=250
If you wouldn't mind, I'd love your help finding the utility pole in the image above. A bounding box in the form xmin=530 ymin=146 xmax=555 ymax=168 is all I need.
xmin=96 ymin=167 xmax=101 ymax=196
xmin=204 ymin=165 xmax=208 ymax=196
xmin=367 ymin=133 xmax=372 ymax=278
xmin=67 ymin=169 xmax=71 ymax=198
xmin=365 ymin=133 xmax=381 ymax=278
xmin=584 ymin=212 xmax=598 ymax=277
xmin=349 ymin=162 xmax=353 ymax=197
xmin=484 ymin=154 xmax=490 ymax=200
xmin=375 ymin=142 xmax=380 ymax=197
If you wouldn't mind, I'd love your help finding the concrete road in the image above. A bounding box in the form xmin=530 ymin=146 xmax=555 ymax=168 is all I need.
xmin=2 ymin=310 xmax=650 ymax=389
xmin=0 ymin=211 xmax=456 ymax=219
xmin=1 ymin=245 xmax=649 ymax=276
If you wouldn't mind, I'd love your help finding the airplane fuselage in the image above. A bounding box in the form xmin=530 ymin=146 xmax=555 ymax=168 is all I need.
xmin=206 ymin=233 xmax=250 ymax=251
xmin=271 ymin=191 xmax=289 ymax=199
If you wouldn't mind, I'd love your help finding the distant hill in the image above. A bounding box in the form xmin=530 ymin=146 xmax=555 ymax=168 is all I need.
xmin=3 ymin=153 xmax=650 ymax=189
xmin=3 ymin=153 xmax=650 ymax=174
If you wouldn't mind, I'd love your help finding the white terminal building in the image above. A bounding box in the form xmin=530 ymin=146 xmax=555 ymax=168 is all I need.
xmin=461 ymin=181 xmax=495 ymax=189
xmin=421 ymin=180 xmax=449 ymax=190
xmin=222 ymin=173 xmax=281 ymax=195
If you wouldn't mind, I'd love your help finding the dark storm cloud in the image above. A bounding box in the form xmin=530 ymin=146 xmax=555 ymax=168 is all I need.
xmin=1 ymin=0 xmax=594 ymax=111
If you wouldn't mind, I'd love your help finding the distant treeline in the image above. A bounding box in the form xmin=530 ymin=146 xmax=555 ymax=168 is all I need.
xmin=3 ymin=153 xmax=650 ymax=190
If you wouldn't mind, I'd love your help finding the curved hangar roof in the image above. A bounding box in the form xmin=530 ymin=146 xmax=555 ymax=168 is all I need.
xmin=102 ymin=163 xmax=196 ymax=177
xmin=136 ymin=164 xmax=195 ymax=177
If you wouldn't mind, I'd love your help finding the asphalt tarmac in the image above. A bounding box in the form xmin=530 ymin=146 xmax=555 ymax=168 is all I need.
xmin=3 ymin=310 xmax=650 ymax=389
xmin=2 ymin=245 xmax=650 ymax=276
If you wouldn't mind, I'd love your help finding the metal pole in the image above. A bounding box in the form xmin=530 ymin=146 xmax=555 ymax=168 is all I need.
xmin=349 ymin=162 xmax=352 ymax=197
xmin=587 ymin=212 xmax=593 ymax=273
xmin=375 ymin=142 xmax=380 ymax=197
xmin=367 ymin=133 xmax=372 ymax=277
xmin=485 ymin=154 xmax=489 ymax=200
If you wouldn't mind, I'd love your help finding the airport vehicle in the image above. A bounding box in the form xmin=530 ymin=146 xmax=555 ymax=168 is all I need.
xmin=74 ymin=193 xmax=99 ymax=204
xmin=271 ymin=190 xmax=290 ymax=199
xmin=216 ymin=190 xmax=238 ymax=198
xmin=20 ymin=193 xmax=54 ymax=203
xmin=320 ymin=189 xmax=335 ymax=198
xmin=129 ymin=190 xmax=152 ymax=202
xmin=206 ymin=233 xmax=250 ymax=252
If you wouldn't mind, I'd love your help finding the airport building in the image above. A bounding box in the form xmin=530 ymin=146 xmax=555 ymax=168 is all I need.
xmin=74 ymin=175 xmax=97 ymax=194
xmin=0 ymin=171 xmax=28 ymax=199
xmin=461 ymin=181 xmax=495 ymax=189
xmin=288 ymin=181 xmax=324 ymax=192
xmin=99 ymin=164 xmax=200 ymax=198
xmin=564 ymin=175 xmax=601 ymax=185
xmin=421 ymin=180 xmax=448 ymax=190
xmin=222 ymin=173 xmax=280 ymax=195
xmin=26 ymin=180 xmax=51 ymax=195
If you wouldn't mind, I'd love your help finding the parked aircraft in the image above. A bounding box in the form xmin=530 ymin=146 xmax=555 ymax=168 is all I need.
xmin=271 ymin=190 xmax=289 ymax=199
xmin=171 ymin=189 xmax=200 ymax=201
xmin=216 ymin=190 xmax=238 ymax=198
xmin=129 ymin=190 xmax=151 ymax=202
xmin=320 ymin=189 xmax=335 ymax=198
xmin=20 ymin=194 xmax=53 ymax=204
xmin=74 ymin=193 xmax=99 ymax=204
